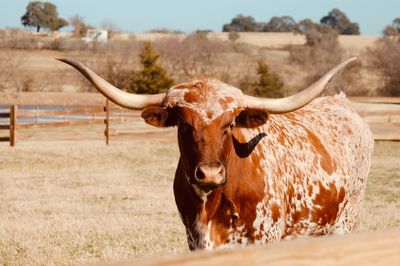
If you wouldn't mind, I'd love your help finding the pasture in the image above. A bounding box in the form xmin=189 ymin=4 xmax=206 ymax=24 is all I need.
xmin=0 ymin=122 xmax=399 ymax=265
xmin=0 ymin=30 xmax=399 ymax=265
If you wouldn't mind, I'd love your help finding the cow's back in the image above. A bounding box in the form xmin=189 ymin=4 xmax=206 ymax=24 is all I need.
xmin=244 ymin=95 xmax=373 ymax=242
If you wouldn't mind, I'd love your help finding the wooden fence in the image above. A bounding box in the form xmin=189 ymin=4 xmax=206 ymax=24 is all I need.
xmin=1 ymin=97 xmax=400 ymax=146
xmin=0 ymin=105 xmax=16 ymax=146
xmin=349 ymin=97 xmax=400 ymax=141
xmin=118 ymin=230 xmax=400 ymax=266
xmin=0 ymin=100 xmax=140 ymax=146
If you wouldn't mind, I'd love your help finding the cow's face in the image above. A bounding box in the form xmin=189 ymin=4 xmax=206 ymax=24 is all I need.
xmin=141 ymin=80 xmax=268 ymax=194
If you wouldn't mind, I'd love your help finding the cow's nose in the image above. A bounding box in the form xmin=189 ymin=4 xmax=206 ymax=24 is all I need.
xmin=194 ymin=162 xmax=226 ymax=188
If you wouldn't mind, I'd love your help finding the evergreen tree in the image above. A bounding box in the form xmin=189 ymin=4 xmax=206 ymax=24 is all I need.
xmin=253 ymin=61 xmax=284 ymax=98
xmin=240 ymin=61 xmax=284 ymax=98
xmin=129 ymin=42 xmax=175 ymax=94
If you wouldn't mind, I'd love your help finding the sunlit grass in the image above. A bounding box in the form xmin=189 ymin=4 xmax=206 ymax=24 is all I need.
xmin=0 ymin=140 xmax=398 ymax=265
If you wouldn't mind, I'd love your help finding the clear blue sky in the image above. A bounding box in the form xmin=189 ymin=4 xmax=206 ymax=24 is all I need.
xmin=1 ymin=0 xmax=399 ymax=35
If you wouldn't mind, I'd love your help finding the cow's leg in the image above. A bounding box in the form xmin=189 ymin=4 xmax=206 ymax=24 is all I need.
xmin=331 ymin=195 xmax=363 ymax=235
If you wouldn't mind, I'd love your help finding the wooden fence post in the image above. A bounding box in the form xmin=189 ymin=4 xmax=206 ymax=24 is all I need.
xmin=104 ymin=100 xmax=109 ymax=145
xmin=35 ymin=105 xmax=39 ymax=124
xmin=10 ymin=105 xmax=17 ymax=147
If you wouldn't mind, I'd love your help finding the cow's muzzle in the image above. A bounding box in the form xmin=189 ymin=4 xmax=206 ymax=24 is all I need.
xmin=194 ymin=162 xmax=226 ymax=191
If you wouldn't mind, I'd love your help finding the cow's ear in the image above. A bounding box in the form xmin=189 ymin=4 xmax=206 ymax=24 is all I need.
xmin=235 ymin=109 xmax=268 ymax=128
xmin=141 ymin=107 xmax=176 ymax=127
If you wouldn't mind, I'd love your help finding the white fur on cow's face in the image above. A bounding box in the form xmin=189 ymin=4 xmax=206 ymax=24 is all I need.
xmin=165 ymin=79 xmax=244 ymax=124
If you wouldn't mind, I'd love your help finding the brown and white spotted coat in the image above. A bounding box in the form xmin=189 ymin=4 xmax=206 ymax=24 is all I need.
xmin=143 ymin=79 xmax=373 ymax=250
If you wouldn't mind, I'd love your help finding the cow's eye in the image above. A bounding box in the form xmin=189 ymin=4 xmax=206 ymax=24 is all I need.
xmin=178 ymin=122 xmax=190 ymax=132
xmin=223 ymin=123 xmax=235 ymax=136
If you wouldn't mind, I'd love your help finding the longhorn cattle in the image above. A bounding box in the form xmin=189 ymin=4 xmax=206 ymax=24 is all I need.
xmin=58 ymin=57 xmax=373 ymax=250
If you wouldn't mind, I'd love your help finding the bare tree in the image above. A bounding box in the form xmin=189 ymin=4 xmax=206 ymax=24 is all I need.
xmin=0 ymin=50 xmax=36 ymax=92
xmin=70 ymin=15 xmax=90 ymax=37
xmin=154 ymin=33 xmax=231 ymax=82
xmin=369 ymin=30 xmax=400 ymax=96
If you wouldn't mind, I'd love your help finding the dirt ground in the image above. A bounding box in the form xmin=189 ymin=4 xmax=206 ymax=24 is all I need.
xmin=0 ymin=122 xmax=399 ymax=265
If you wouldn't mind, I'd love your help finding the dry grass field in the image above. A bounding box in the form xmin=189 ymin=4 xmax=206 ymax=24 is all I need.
xmin=0 ymin=126 xmax=186 ymax=266
xmin=0 ymin=31 xmax=398 ymax=265
xmin=0 ymin=122 xmax=399 ymax=265
xmin=0 ymin=31 xmax=383 ymax=96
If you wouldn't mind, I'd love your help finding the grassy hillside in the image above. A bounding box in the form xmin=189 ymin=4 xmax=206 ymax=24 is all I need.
xmin=0 ymin=30 xmax=384 ymax=97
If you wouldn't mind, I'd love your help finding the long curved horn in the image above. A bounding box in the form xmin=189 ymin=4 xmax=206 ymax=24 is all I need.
xmin=56 ymin=58 xmax=165 ymax=110
xmin=243 ymin=57 xmax=357 ymax=114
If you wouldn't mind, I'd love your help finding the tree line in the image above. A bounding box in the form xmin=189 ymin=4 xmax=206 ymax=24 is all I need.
xmin=15 ymin=1 xmax=400 ymax=97
xmin=18 ymin=1 xmax=394 ymax=38
xmin=222 ymin=8 xmax=360 ymax=35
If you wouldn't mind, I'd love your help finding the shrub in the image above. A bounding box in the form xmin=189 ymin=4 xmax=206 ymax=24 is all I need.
xmin=100 ymin=56 xmax=132 ymax=90
xmin=369 ymin=36 xmax=400 ymax=96
xmin=289 ymin=25 xmax=343 ymax=85
xmin=154 ymin=33 xmax=231 ymax=82
xmin=240 ymin=60 xmax=284 ymax=98
xmin=384 ymin=18 xmax=400 ymax=36
xmin=228 ymin=31 xmax=240 ymax=42
xmin=128 ymin=42 xmax=174 ymax=94
xmin=147 ymin=28 xmax=183 ymax=34
xmin=0 ymin=29 xmax=37 ymax=49
xmin=254 ymin=61 xmax=284 ymax=97
xmin=70 ymin=15 xmax=90 ymax=37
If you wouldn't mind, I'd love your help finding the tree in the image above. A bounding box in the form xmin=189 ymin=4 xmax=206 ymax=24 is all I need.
xmin=101 ymin=20 xmax=121 ymax=39
xmin=21 ymin=1 xmax=68 ymax=32
xmin=263 ymin=16 xmax=298 ymax=32
xmin=289 ymin=21 xmax=343 ymax=93
xmin=383 ymin=17 xmax=400 ymax=36
xmin=70 ymin=15 xmax=90 ymax=37
xmin=370 ymin=18 xmax=400 ymax=96
xmin=222 ymin=15 xmax=262 ymax=32
xmin=240 ymin=61 xmax=284 ymax=98
xmin=304 ymin=24 xmax=339 ymax=47
xmin=320 ymin=8 xmax=360 ymax=35
xmin=129 ymin=42 xmax=175 ymax=94
xmin=370 ymin=36 xmax=400 ymax=96
xmin=253 ymin=61 xmax=284 ymax=97
xmin=154 ymin=32 xmax=229 ymax=82
xmin=228 ymin=31 xmax=240 ymax=42
xmin=296 ymin=19 xmax=318 ymax=33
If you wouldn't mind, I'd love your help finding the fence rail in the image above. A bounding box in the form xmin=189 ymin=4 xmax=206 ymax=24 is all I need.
xmin=1 ymin=102 xmax=108 ymax=146
xmin=0 ymin=100 xmax=146 ymax=146
xmin=1 ymin=97 xmax=400 ymax=146
xmin=349 ymin=96 xmax=400 ymax=104
xmin=349 ymin=97 xmax=400 ymax=140
xmin=17 ymin=107 xmax=104 ymax=117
